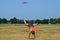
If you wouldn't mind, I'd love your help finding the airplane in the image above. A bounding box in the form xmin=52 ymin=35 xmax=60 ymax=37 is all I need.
xmin=22 ymin=2 xmax=28 ymax=4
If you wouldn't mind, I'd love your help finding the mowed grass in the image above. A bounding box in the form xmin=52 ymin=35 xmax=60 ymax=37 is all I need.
xmin=0 ymin=24 xmax=60 ymax=40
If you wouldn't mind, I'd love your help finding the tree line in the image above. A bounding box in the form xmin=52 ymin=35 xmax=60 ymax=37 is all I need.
xmin=0 ymin=17 xmax=60 ymax=24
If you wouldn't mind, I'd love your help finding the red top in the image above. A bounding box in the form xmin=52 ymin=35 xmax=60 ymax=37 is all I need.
xmin=28 ymin=25 xmax=34 ymax=31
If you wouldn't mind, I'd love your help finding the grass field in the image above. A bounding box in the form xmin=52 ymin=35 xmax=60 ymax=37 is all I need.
xmin=0 ymin=24 xmax=60 ymax=40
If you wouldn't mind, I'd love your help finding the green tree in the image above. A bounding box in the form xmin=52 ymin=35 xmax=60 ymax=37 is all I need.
xmin=49 ymin=18 xmax=57 ymax=24
xmin=0 ymin=18 xmax=2 ymax=24
xmin=19 ymin=20 xmax=24 ymax=24
xmin=35 ymin=19 xmax=42 ymax=24
xmin=10 ymin=17 xmax=18 ymax=24
xmin=43 ymin=19 xmax=49 ymax=24
xmin=2 ymin=18 xmax=7 ymax=23
xmin=58 ymin=18 xmax=60 ymax=24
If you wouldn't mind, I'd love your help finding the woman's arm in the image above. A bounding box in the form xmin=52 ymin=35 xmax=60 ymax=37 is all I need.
xmin=23 ymin=20 xmax=28 ymax=25
xmin=33 ymin=23 xmax=38 ymax=26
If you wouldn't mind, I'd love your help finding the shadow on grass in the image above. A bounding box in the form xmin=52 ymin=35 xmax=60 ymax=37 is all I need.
xmin=25 ymin=37 xmax=35 ymax=40
xmin=30 ymin=38 xmax=35 ymax=40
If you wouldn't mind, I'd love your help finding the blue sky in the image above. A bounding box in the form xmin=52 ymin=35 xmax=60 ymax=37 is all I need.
xmin=0 ymin=0 xmax=60 ymax=20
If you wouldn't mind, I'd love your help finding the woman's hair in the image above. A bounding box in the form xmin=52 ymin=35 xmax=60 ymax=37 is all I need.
xmin=29 ymin=20 xmax=35 ymax=25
